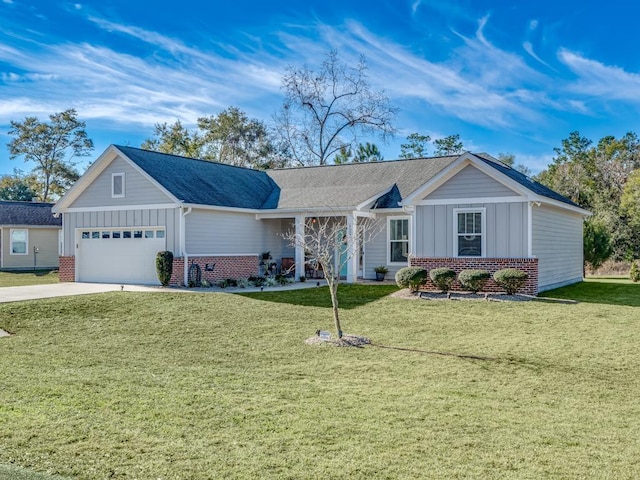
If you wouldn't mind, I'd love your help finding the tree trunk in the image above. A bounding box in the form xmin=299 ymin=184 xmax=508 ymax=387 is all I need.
xmin=328 ymin=280 xmax=342 ymax=338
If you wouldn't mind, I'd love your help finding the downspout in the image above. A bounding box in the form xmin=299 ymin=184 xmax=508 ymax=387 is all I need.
xmin=180 ymin=205 xmax=192 ymax=286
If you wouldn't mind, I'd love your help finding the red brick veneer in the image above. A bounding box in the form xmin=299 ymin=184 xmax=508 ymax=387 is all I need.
xmin=409 ymin=257 xmax=539 ymax=295
xmin=170 ymin=255 xmax=259 ymax=286
xmin=58 ymin=256 xmax=75 ymax=282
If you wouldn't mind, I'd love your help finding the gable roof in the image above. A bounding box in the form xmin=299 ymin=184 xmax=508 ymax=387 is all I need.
xmin=114 ymin=146 xmax=280 ymax=209
xmin=265 ymin=155 xmax=459 ymax=209
xmin=476 ymin=156 xmax=581 ymax=208
xmin=55 ymin=146 xmax=584 ymax=215
xmin=0 ymin=201 xmax=61 ymax=226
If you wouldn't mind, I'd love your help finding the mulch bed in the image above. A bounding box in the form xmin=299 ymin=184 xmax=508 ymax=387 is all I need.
xmin=305 ymin=333 xmax=371 ymax=347
xmin=390 ymin=289 xmax=576 ymax=304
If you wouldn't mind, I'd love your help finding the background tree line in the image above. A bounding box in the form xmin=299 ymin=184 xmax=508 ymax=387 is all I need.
xmin=2 ymin=51 xmax=638 ymax=271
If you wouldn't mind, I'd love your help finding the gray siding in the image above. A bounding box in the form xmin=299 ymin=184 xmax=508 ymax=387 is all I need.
xmin=70 ymin=155 xmax=173 ymax=208
xmin=1 ymin=227 xmax=60 ymax=269
xmin=415 ymin=202 xmax=528 ymax=258
xmin=532 ymin=204 xmax=584 ymax=291
xmin=261 ymin=219 xmax=295 ymax=262
xmin=63 ymin=208 xmax=180 ymax=255
xmin=428 ymin=165 xmax=518 ymax=199
xmin=362 ymin=214 xmax=407 ymax=280
xmin=185 ymin=209 xmax=264 ymax=254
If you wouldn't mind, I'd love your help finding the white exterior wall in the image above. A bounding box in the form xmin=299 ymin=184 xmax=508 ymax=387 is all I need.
xmin=62 ymin=208 xmax=181 ymax=255
xmin=70 ymin=155 xmax=173 ymax=208
xmin=532 ymin=204 xmax=584 ymax=291
xmin=414 ymin=202 xmax=528 ymax=258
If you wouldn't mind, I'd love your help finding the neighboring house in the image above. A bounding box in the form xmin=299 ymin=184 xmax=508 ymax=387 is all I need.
xmin=53 ymin=145 xmax=590 ymax=293
xmin=0 ymin=200 xmax=62 ymax=270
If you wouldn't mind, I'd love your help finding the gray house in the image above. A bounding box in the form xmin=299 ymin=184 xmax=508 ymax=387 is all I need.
xmin=53 ymin=145 xmax=590 ymax=293
xmin=0 ymin=200 xmax=61 ymax=270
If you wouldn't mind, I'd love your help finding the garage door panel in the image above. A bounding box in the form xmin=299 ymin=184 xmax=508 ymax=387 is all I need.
xmin=77 ymin=228 xmax=166 ymax=284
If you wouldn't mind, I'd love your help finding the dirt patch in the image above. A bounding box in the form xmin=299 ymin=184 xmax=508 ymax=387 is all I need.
xmin=390 ymin=288 xmax=575 ymax=304
xmin=305 ymin=333 xmax=371 ymax=347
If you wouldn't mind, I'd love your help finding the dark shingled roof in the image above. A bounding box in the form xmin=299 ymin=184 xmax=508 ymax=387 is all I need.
xmin=115 ymin=146 xmax=280 ymax=209
xmin=0 ymin=201 xmax=61 ymax=226
xmin=112 ymin=146 xmax=580 ymax=211
xmin=477 ymin=157 xmax=580 ymax=208
xmin=265 ymin=155 xmax=459 ymax=209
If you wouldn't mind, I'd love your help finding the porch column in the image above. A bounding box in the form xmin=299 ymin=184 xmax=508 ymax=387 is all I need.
xmin=294 ymin=215 xmax=305 ymax=281
xmin=346 ymin=212 xmax=358 ymax=283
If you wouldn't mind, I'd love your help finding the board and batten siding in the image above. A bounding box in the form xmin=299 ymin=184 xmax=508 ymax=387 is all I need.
xmin=69 ymin=155 xmax=173 ymax=208
xmin=362 ymin=214 xmax=406 ymax=280
xmin=428 ymin=164 xmax=518 ymax=199
xmin=414 ymin=202 xmax=528 ymax=258
xmin=62 ymin=208 xmax=181 ymax=255
xmin=532 ymin=204 xmax=584 ymax=291
xmin=1 ymin=227 xmax=60 ymax=269
xmin=185 ymin=209 xmax=264 ymax=255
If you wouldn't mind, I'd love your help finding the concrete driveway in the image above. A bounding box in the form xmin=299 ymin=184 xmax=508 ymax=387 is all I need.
xmin=0 ymin=282 xmax=162 ymax=304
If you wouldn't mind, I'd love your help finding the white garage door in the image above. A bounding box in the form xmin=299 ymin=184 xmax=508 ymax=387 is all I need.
xmin=77 ymin=228 xmax=167 ymax=284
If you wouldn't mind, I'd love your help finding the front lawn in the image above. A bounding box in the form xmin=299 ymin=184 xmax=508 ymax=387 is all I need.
xmin=1 ymin=281 xmax=639 ymax=478
xmin=0 ymin=270 xmax=59 ymax=288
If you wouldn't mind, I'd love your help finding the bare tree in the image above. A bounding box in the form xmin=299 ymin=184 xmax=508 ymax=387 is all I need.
xmin=282 ymin=214 xmax=382 ymax=338
xmin=275 ymin=50 xmax=397 ymax=166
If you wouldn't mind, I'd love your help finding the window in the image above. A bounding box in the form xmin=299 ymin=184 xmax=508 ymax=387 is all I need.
xmin=144 ymin=230 xmax=154 ymax=239
xmin=123 ymin=231 xmax=132 ymax=239
xmin=10 ymin=229 xmax=27 ymax=255
xmin=112 ymin=173 xmax=125 ymax=198
xmin=156 ymin=230 xmax=165 ymax=239
xmin=388 ymin=217 xmax=410 ymax=264
xmin=455 ymin=208 xmax=485 ymax=257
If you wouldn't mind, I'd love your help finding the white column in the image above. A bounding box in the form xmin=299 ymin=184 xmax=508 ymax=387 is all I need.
xmin=294 ymin=215 xmax=305 ymax=281
xmin=346 ymin=213 xmax=358 ymax=283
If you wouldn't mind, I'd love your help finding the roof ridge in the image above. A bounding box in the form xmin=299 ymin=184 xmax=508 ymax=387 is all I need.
xmin=114 ymin=145 xmax=267 ymax=174
xmin=268 ymin=154 xmax=461 ymax=171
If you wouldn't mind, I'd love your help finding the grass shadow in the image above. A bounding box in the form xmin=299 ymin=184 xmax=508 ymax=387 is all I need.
xmin=238 ymin=284 xmax=399 ymax=310
xmin=540 ymin=277 xmax=640 ymax=307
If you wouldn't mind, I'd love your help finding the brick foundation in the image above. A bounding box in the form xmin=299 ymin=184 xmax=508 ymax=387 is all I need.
xmin=170 ymin=255 xmax=259 ymax=286
xmin=409 ymin=257 xmax=539 ymax=295
xmin=58 ymin=256 xmax=75 ymax=282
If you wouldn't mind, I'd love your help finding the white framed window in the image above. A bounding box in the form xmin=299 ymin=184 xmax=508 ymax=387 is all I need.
xmin=10 ymin=229 xmax=28 ymax=255
xmin=112 ymin=172 xmax=125 ymax=198
xmin=388 ymin=216 xmax=411 ymax=264
xmin=454 ymin=208 xmax=486 ymax=257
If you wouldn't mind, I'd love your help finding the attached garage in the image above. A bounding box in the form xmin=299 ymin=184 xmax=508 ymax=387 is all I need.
xmin=76 ymin=227 xmax=166 ymax=284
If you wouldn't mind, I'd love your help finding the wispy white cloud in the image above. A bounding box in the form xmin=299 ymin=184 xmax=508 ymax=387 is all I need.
xmin=529 ymin=19 xmax=538 ymax=31
xmin=559 ymin=49 xmax=640 ymax=101
xmin=411 ymin=0 xmax=422 ymax=15
xmin=523 ymin=41 xmax=553 ymax=69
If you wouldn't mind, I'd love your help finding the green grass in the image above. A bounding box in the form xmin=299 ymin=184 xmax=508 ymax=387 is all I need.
xmin=1 ymin=281 xmax=640 ymax=478
xmin=0 ymin=270 xmax=58 ymax=287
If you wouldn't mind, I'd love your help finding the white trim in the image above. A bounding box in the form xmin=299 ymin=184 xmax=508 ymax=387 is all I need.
xmin=453 ymin=208 xmax=486 ymax=258
xmin=9 ymin=228 xmax=28 ymax=256
xmin=527 ymin=202 xmax=534 ymax=258
xmin=0 ymin=227 xmax=3 ymax=268
xmin=356 ymin=185 xmax=395 ymax=210
xmin=387 ymin=215 xmax=411 ymax=265
xmin=111 ymin=172 xmax=125 ymax=198
xmin=63 ymin=203 xmax=177 ymax=213
xmin=255 ymin=206 xmax=357 ymax=219
xmin=54 ymin=145 xmax=180 ymax=212
xmin=418 ymin=196 xmax=526 ymax=206
xmin=186 ymin=253 xmax=259 ymax=257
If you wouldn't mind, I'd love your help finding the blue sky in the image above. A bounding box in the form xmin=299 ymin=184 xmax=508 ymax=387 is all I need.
xmin=1 ymin=0 xmax=639 ymax=175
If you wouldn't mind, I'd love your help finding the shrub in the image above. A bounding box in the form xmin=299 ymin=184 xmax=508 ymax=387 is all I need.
xmin=374 ymin=265 xmax=389 ymax=274
xmin=458 ymin=269 xmax=490 ymax=293
xmin=630 ymin=261 xmax=640 ymax=283
xmin=155 ymin=251 xmax=173 ymax=287
xmin=429 ymin=267 xmax=457 ymax=292
xmin=395 ymin=267 xmax=428 ymax=292
xmin=493 ymin=268 xmax=528 ymax=295
xmin=249 ymin=275 xmax=266 ymax=287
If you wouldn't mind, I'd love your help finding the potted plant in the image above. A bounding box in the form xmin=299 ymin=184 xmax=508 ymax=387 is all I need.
xmin=374 ymin=265 xmax=389 ymax=281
